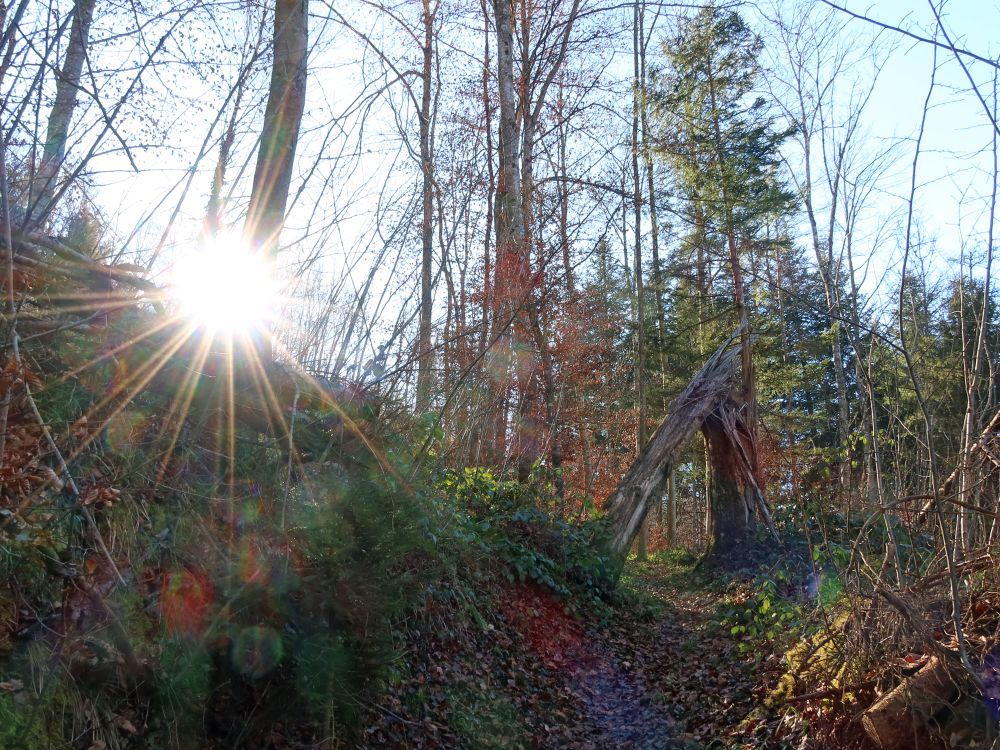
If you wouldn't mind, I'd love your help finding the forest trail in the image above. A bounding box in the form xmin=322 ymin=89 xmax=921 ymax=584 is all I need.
xmin=365 ymin=555 xmax=767 ymax=749
xmin=582 ymin=558 xmax=762 ymax=749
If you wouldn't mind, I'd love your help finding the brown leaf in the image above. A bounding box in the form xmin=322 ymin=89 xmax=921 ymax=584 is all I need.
xmin=116 ymin=716 xmax=138 ymax=734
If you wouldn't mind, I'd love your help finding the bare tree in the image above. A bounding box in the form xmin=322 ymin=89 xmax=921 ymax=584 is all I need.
xmin=29 ymin=0 xmax=97 ymax=226
xmin=765 ymin=0 xmax=885 ymax=493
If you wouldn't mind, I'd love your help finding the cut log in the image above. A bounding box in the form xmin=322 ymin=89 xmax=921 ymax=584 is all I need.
xmin=862 ymin=656 xmax=959 ymax=750
xmin=601 ymin=334 xmax=741 ymax=566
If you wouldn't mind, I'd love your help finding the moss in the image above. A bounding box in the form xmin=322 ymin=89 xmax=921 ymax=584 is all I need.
xmin=766 ymin=609 xmax=855 ymax=707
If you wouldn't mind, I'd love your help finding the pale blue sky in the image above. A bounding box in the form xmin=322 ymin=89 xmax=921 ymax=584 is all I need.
xmin=827 ymin=1 xmax=1000 ymax=295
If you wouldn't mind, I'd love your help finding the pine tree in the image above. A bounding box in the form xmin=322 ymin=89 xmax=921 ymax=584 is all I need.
xmin=650 ymin=4 xmax=795 ymax=554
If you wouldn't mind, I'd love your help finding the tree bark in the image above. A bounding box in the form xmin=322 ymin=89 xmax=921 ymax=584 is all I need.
xmin=637 ymin=0 xmax=666 ymax=385
xmin=631 ymin=0 xmax=648 ymax=560
xmin=706 ymin=60 xmax=755 ymax=434
xmin=601 ymin=334 xmax=743 ymax=567
xmin=703 ymin=410 xmax=754 ymax=554
xmin=206 ymin=68 xmax=251 ymax=235
xmin=862 ymin=656 xmax=958 ymax=750
xmin=666 ymin=470 xmax=676 ymax=546
xmin=489 ymin=0 xmax=527 ymax=470
xmin=415 ymin=0 xmax=437 ymax=412
xmin=802 ymin=137 xmax=851 ymax=486
xmin=491 ymin=0 xmax=524 ymax=284
xmin=244 ymin=0 xmax=307 ymax=365
xmin=31 ymin=0 xmax=96 ymax=225
xmin=246 ymin=0 xmax=307 ymax=259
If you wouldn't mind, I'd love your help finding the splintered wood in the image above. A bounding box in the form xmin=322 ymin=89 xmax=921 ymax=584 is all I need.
xmin=601 ymin=333 xmax=777 ymax=564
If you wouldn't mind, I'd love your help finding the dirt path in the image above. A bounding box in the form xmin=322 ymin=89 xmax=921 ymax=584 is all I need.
xmin=602 ymin=559 xmax=762 ymax=748
xmin=501 ymin=581 xmax=678 ymax=749
xmin=515 ymin=558 xmax=761 ymax=748
xmin=364 ymin=557 xmax=765 ymax=749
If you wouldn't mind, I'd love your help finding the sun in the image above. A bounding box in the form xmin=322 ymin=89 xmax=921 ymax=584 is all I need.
xmin=168 ymin=234 xmax=278 ymax=335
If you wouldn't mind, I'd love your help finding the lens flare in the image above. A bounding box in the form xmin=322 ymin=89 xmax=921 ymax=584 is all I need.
xmin=168 ymin=233 xmax=277 ymax=335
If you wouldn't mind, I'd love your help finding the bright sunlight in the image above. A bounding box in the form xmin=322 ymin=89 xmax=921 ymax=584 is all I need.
xmin=168 ymin=233 xmax=277 ymax=335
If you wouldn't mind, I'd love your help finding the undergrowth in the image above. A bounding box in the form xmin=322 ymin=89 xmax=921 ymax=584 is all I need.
xmin=0 ymin=322 xmax=614 ymax=749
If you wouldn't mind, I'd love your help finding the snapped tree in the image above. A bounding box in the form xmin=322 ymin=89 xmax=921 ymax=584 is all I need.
xmin=647 ymin=4 xmax=794 ymax=557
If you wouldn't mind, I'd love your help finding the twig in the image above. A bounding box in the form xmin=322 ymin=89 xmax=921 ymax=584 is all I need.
xmin=15 ymin=309 xmax=106 ymax=343
xmin=917 ymin=553 xmax=997 ymax=591
xmin=872 ymin=582 xmax=983 ymax=691
xmin=19 ymin=360 xmax=125 ymax=585
xmin=783 ymin=680 xmax=876 ymax=704
xmin=79 ymin=580 xmax=145 ymax=685
xmin=917 ymin=407 xmax=1000 ymax=520
xmin=281 ymin=382 xmax=300 ymax=531
xmin=819 ymin=0 xmax=1000 ymax=72
xmin=14 ymin=231 xmax=159 ymax=297
xmin=925 ymin=0 xmax=1000 ymax=135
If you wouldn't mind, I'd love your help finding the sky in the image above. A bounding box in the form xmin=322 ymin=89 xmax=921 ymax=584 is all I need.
xmin=807 ymin=0 xmax=1000 ymax=298
xmin=65 ymin=0 xmax=1000 ymax=336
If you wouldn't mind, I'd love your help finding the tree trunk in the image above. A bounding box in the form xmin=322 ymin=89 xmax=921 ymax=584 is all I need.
xmin=862 ymin=656 xmax=959 ymax=750
xmin=703 ymin=411 xmax=754 ymax=555
xmin=246 ymin=0 xmax=307 ymax=258
xmin=531 ymin=308 xmax=562 ymax=499
xmin=557 ymin=83 xmax=573 ymax=296
xmin=666 ymin=470 xmax=676 ymax=546
xmin=31 ymin=0 xmax=96 ymax=225
xmin=601 ymin=331 xmax=778 ymax=574
xmin=470 ymin=0 xmax=494 ymax=465
xmin=630 ymin=0 xmax=646 ymax=455
xmin=243 ymin=0 xmax=307 ymax=365
xmin=705 ymin=59 xmax=756 ymax=476
xmin=491 ymin=0 xmax=524 ymax=284
xmin=415 ymin=0 xmax=436 ymax=412
xmin=631 ymin=0 xmax=648 ymax=560
xmin=803 ymin=137 xmax=851 ymax=488
xmin=601 ymin=334 xmax=745 ymax=568
xmin=637 ymin=0 xmax=666 ymax=385
xmin=490 ymin=0 xmax=526 ymax=471
xmin=206 ymin=69 xmax=251 ymax=235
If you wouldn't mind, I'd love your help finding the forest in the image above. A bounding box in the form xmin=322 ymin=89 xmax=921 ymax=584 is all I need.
xmin=0 ymin=0 xmax=998 ymax=747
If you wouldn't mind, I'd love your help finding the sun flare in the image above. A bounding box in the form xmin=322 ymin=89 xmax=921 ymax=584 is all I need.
xmin=169 ymin=235 xmax=277 ymax=335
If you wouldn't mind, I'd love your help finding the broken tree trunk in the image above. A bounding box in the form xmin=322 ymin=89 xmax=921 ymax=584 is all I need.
xmin=703 ymin=407 xmax=753 ymax=553
xmin=704 ymin=396 xmax=778 ymax=560
xmin=600 ymin=332 xmax=778 ymax=575
xmin=601 ymin=335 xmax=727 ymax=563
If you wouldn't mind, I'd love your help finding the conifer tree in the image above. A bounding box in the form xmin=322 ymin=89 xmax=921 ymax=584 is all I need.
xmin=650 ymin=4 xmax=795 ymax=552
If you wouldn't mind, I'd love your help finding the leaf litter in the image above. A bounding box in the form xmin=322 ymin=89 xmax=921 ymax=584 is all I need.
xmin=362 ymin=558 xmax=773 ymax=749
